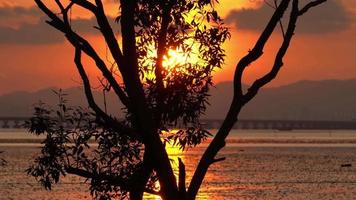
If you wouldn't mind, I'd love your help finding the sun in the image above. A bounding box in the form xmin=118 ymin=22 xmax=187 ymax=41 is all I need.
xmin=162 ymin=48 xmax=189 ymax=71
xmin=141 ymin=42 xmax=202 ymax=81
xmin=161 ymin=45 xmax=201 ymax=74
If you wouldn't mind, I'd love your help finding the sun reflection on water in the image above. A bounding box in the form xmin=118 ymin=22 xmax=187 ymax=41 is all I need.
xmin=144 ymin=144 xmax=187 ymax=200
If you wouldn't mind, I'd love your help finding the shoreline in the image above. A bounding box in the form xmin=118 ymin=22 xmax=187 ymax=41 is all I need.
xmin=2 ymin=139 xmax=356 ymax=148
xmin=2 ymin=129 xmax=356 ymax=146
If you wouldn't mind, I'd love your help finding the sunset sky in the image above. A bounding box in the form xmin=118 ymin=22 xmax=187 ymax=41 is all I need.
xmin=0 ymin=0 xmax=355 ymax=95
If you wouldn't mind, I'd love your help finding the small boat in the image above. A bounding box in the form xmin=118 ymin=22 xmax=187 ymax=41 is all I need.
xmin=276 ymin=127 xmax=293 ymax=131
xmin=341 ymin=163 xmax=352 ymax=168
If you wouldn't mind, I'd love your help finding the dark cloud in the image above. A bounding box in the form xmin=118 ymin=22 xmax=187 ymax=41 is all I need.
xmin=0 ymin=5 xmax=39 ymax=18
xmin=225 ymin=0 xmax=352 ymax=34
xmin=0 ymin=19 xmax=64 ymax=44
xmin=0 ymin=6 xmax=118 ymax=45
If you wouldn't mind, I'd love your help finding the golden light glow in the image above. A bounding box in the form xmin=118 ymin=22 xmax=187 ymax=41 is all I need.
xmin=161 ymin=45 xmax=202 ymax=75
xmin=143 ymin=143 xmax=185 ymax=200
xmin=142 ymin=45 xmax=201 ymax=81
xmin=162 ymin=48 xmax=189 ymax=71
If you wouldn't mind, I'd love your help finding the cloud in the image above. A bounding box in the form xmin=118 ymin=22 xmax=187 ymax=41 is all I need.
xmin=225 ymin=0 xmax=352 ymax=34
xmin=0 ymin=20 xmax=64 ymax=44
xmin=0 ymin=5 xmax=39 ymax=18
xmin=0 ymin=6 xmax=118 ymax=45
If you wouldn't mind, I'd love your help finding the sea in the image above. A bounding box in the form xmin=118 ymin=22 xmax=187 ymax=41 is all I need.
xmin=1 ymin=129 xmax=356 ymax=200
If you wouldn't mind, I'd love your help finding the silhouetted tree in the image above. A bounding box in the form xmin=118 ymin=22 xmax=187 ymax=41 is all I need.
xmin=28 ymin=0 xmax=326 ymax=199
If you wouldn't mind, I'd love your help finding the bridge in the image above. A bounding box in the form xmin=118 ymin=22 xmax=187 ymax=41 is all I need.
xmin=0 ymin=117 xmax=29 ymax=129
xmin=200 ymin=119 xmax=356 ymax=130
xmin=1 ymin=117 xmax=356 ymax=130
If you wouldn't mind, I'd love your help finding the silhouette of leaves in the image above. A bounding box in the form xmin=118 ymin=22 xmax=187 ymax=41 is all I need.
xmin=26 ymin=91 xmax=144 ymax=199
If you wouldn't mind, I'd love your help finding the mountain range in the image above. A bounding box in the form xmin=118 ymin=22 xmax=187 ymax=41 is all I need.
xmin=1 ymin=79 xmax=355 ymax=121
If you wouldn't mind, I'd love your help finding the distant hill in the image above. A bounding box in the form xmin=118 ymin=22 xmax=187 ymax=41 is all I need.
xmin=207 ymin=79 xmax=356 ymax=121
xmin=1 ymin=79 xmax=356 ymax=121
xmin=0 ymin=87 xmax=124 ymax=117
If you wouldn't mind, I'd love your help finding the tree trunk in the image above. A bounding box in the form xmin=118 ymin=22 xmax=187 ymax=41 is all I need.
xmin=129 ymin=151 xmax=153 ymax=200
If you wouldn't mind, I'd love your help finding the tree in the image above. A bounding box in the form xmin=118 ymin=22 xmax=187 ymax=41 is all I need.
xmin=28 ymin=0 xmax=327 ymax=199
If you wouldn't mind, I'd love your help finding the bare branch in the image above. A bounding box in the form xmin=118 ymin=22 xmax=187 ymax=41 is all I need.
xmin=298 ymin=0 xmax=327 ymax=16
xmin=119 ymin=0 xmax=151 ymax=111
xmin=35 ymin=0 xmax=130 ymax=109
xmin=273 ymin=0 xmax=286 ymax=38
xmin=71 ymin=36 xmax=131 ymax=108
xmin=71 ymin=0 xmax=97 ymax=12
xmin=188 ymin=1 xmax=326 ymax=198
xmin=244 ymin=0 xmax=299 ymax=103
xmin=91 ymin=0 xmax=126 ymax=72
xmin=264 ymin=0 xmax=276 ymax=8
xmin=233 ymin=0 xmax=291 ymax=99
xmin=55 ymin=0 xmax=74 ymax=26
xmin=71 ymin=0 xmax=127 ymax=77
xmin=120 ymin=0 xmax=140 ymax=78
xmin=188 ymin=1 xmax=292 ymax=198
xmin=211 ymin=157 xmax=226 ymax=164
xmin=35 ymin=0 xmax=67 ymax=32
xmin=74 ymin=47 xmax=141 ymax=141
xmin=74 ymin=48 xmax=105 ymax=117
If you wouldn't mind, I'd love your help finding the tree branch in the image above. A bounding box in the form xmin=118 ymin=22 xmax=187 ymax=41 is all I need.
xmin=298 ymin=0 xmax=327 ymax=16
xmin=36 ymin=1 xmax=181 ymax=199
xmin=244 ymin=0 xmax=299 ymax=103
xmin=188 ymin=0 xmax=327 ymax=199
xmin=128 ymin=150 xmax=155 ymax=200
xmin=71 ymin=0 xmax=132 ymax=96
xmin=74 ymin=48 xmax=107 ymax=118
xmin=55 ymin=0 xmax=74 ymax=27
xmin=155 ymin=3 xmax=173 ymax=90
xmin=120 ymin=0 xmax=141 ymax=83
xmin=244 ymin=0 xmax=327 ymax=103
xmin=71 ymin=0 xmax=97 ymax=12
xmin=187 ymin=1 xmax=292 ymax=198
xmin=153 ymin=2 xmax=174 ymax=124
xmin=233 ymin=0 xmax=291 ymax=99
xmin=91 ymin=0 xmax=126 ymax=71
xmin=35 ymin=0 xmax=130 ymax=110
xmin=273 ymin=0 xmax=286 ymax=38
xmin=74 ymin=47 xmax=141 ymax=141
xmin=211 ymin=157 xmax=226 ymax=164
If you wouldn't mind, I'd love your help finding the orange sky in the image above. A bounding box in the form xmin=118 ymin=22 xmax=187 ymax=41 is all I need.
xmin=0 ymin=0 xmax=355 ymax=95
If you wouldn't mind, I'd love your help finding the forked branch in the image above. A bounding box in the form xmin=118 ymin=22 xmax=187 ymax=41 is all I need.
xmin=74 ymin=47 xmax=141 ymax=140
xmin=187 ymin=0 xmax=327 ymax=199
xmin=35 ymin=0 xmax=130 ymax=109
xmin=233 ymin=0 xmax=291 ymax=99
xmin=244 ymin=0 xmax=327 ymax=103
xmin=187 ymin=1 xmax=292 ymax=198
xmin=244 ymin=0 xmax=299 ymax=102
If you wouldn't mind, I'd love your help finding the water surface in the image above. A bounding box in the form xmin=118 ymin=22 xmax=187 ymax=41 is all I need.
xmin=1 ymin=129 xmax=356 ymax=199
